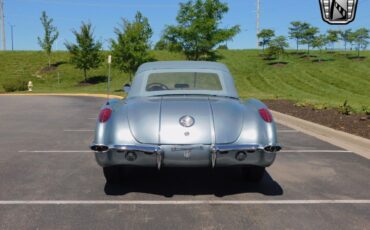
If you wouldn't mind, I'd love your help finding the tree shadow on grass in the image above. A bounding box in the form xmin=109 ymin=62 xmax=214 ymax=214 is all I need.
xmin=39 ymin=61 xmax=68 ymax=74
xmin=104 ymin=167 xmax=283 ymax=197
xmin=51 ymin=61 xmax=67 ymax=67
xmin=299 ymin=54 xmax=317 ymax=58
xmin=267 ymin=61 xmax=288 ymax=67
xmin=312 ymin=58 xmax=335 ymax=63
xmin=263 ymin=57 xmax=277 ymax=61
xmin=290 ymin=51 xmax=306 ymax=55
xmin=347 ymin=56 xmax=367 ymax=61
xmin=78 ymin=75 xmax=107 ymax=86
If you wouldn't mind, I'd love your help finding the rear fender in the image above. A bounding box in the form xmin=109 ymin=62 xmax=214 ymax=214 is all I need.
xmin=92 ymin=99 xmax=137 ymax=147
xmin=235 ymin=99 xmax=278 ymax=146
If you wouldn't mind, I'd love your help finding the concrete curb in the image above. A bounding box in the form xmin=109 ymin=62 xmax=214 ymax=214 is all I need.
xmin=272 ymin=111 xmax=370 ymax=159
xmin=0 ymin=93 xmax=124 ymax=99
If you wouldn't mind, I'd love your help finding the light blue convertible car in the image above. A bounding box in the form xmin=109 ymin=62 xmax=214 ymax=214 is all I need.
xmin=91 ymin=61 xmax=281 ymax=183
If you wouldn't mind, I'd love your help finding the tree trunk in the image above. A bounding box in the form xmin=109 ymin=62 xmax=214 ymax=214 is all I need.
xmin=344 ymin=42 xmax=347 ymax=52
xmin=357 ymin=46 xmax=360 ymax=57
xmin=296 ymin=39 xmax=299 ymax=52
xmin=307 ymin=45 xmax=310 ymax=54
xmin=84 ymin=69 xmax=87 ymax=82
xmin=48 ymin=54 xmax=51 ymax=67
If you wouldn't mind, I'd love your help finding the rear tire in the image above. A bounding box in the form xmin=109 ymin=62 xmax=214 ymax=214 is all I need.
xmin=242 ymin=166 xmax=266 ymax=183
xmin=103 ymin=166 xmax=123 ymax=184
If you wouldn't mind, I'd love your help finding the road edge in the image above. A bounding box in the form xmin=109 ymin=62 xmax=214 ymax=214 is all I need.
xmin=272 ymin=111 xmax=370 ymax=159
xmin=0 ymin=93 xmax=124 ymax=99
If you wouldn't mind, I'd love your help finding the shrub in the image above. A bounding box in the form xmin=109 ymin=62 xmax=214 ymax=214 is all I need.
xmin=339 ymin=100 xmax=353 ymax=115
xmin=2 ymin=80 xmax=28 ymax=92
xmin=362 ymin=106 xmax=370 ymax=116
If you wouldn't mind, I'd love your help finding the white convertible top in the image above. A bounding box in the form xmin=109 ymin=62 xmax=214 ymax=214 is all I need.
xmin=136 ymin=61 xmax=231 ymax=74
xmin=128 ymin=61 xmax=239 ymax=99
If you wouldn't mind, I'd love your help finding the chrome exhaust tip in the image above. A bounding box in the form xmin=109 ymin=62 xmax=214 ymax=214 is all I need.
xmin=91 ymin=145 xmax=109 ymax=152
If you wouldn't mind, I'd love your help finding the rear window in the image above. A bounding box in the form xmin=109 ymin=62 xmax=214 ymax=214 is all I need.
xmin=146 ymin=72 xmax=223 ymax=92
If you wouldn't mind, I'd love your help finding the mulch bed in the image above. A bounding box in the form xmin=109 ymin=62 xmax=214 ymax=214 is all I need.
xmin=263 ymin=100 xmax=370 ymax=140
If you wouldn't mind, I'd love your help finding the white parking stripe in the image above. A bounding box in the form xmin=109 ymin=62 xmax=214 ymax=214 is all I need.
xmin=278 ymin=130 xmax=299 ymax=133
xmin=0 ymin=200 xmax=369 ymax=205
xmin=18 ymin=150 xmax=92 ymax=153
xmin=281 ymin=150 xmax=352 ymax=153
xmin=18 ymin=150 xmax=352 ymax=153
xmin=64 ymin=130 xmax=94 ymax=132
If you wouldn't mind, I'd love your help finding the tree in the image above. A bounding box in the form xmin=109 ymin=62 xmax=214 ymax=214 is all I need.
xmin=163 ymin=0 xmax=240 ymax=61
xmin=37 ymin=11 xmax=59 ymax=67
xmin=154 ymin=36 xmax=182 ymax=51
xmin=352 ymin=28 xmax=370 ymax=57
xmin=217 ymin=44 xmax=228 ymax=50
xmin=326 ymin=29 xmax=340 ymax=50
xmin=288 ymin=21 xmax=309 ymax=52
xmin=111 ymin=12 xmax=153 ymax=82
xmin=257 ymin=29 xmax=275 ymax=51
xmin=312 ymin=34 xmax=328 ymax=53
xmin=267 ymin=36 xmax=289 ymax=60
xmin=301 ymin=26 xmax=319 ymax=54
xmin=339 ymin=29 xmax=353 ymax=52
xmin=65 ymin=22 xmax=102 ymax=82
xmin=312 ymin=34 xmax=328 ymax=61
xmin=154 ymin=39 xmax=168 ymax=51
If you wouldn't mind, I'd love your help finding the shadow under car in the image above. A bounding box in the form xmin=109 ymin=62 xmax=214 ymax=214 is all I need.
xmin=104 ymin=167 xmax=283 ymax=197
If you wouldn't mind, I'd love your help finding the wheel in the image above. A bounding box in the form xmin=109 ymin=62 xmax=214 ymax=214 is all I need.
xmin=242 ymin=166 xmax=266 ymax=183
xmin=103 ymin=166 xmax=123 ymax=184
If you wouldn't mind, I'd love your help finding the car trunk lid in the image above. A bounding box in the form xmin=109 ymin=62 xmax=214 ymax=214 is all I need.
xmin=127 ymin=96 xmax=244 ymax=145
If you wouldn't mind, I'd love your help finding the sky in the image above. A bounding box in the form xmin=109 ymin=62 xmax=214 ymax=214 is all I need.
xmin=3 ymin=0 xmax=370 ymax=50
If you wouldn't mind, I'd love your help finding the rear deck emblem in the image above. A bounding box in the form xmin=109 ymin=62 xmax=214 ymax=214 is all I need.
xmin=179 ymin=115 xmax=195 ymax=127
xmin=319 ymin=0 xmax=358 ymax=24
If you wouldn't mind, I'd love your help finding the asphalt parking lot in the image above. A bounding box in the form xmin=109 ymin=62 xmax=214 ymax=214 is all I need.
xmin=0 ymin=96 xmax=369 ymax=230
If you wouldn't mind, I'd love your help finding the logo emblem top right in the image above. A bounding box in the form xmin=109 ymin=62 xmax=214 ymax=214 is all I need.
xmin=319 ymin=0 xmax=359 ymax=24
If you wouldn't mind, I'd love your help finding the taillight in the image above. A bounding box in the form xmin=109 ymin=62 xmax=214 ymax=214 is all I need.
xmin=99 ymin=108 xmax=112 ymax=123
xmin=258 ymin=108 xmax=273 ymax=123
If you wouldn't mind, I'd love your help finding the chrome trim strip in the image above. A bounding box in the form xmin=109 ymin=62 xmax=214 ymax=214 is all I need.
xmin=208 ymin=97 xmax=217 ymax=168
xmin=212 ymin=144 xmax=262 ymax=152
xmin=111 ymin=145 xmax=161 ymax=153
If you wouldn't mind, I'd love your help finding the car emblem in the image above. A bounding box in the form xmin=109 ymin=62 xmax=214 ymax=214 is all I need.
xmin=319 ymin=0 xmax=358 ymax=25
xmin=179 ymin=115 xmax=195 ymax=127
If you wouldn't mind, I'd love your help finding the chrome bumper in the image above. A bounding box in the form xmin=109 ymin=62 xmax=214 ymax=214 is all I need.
xmin=91 ymin=144 xmax=281 ymax=169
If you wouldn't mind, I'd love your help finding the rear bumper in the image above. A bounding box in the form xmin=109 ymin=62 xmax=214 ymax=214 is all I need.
xmin=91 ymin=144 xmax=280 ymax=168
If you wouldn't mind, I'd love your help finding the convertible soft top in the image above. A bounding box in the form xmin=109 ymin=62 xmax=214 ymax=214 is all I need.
xmin=129 ymin=61 xmax=239 ymax=98
xmin=136 ymin=61 xmax=231 ymax=74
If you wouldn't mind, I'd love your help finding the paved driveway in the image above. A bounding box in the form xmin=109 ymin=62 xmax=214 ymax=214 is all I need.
xmin=0 ymin=96 xmax=369 ymax=230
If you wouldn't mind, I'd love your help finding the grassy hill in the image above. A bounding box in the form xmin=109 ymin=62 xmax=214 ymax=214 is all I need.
xmin=0 ymin=50 xmax=369 ymax=112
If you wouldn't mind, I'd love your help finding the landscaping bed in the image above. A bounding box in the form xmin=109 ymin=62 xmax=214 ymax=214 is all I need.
xmin=264 ymin=99 xmax=370 ymax=139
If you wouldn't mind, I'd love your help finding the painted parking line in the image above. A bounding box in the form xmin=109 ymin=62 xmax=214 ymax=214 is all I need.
xmin=18 ymin=149 xmax=352 ymax=153
xmin=0 ymin=200 xmax=369 ymax=205
xmin=280 ymin=150 xmax=352 ymax=153
xmin=18 ymin=150 xmax=92 ymax=153
xmin=278 ymin=130 xmax=299 ymax=133
xmin=64 ymin=129 xmax=94 ymax=132
xmin=18 ymin=150 xmax=352 ymax=153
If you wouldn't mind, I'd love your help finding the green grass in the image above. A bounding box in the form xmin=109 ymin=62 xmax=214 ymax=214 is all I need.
xmin=0 ymin=50 xmax=369 ymax=112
